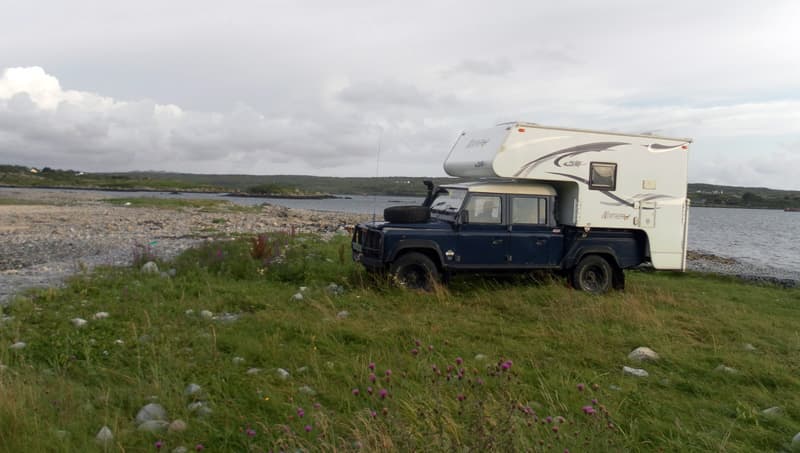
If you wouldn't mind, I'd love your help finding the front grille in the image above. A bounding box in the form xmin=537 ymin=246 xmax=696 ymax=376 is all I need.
xmin=354 ymin=226 xmax=382 ymax=257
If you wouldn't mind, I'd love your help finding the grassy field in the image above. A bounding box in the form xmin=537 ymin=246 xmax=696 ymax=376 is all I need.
xmin=1 ymin=234 xmax=799 ymax=452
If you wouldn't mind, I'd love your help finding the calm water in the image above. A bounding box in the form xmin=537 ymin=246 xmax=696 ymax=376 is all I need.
xmin=4 ymin=188 xmax=798 ymax=271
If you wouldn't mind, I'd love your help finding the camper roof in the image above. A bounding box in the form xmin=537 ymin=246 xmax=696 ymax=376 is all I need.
xmin=510 ymin=122 xmax=693 ymax=143
xmin=441 ymin=180 xmax=557 ymax=196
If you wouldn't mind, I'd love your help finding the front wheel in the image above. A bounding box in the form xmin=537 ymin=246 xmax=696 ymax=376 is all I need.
xmin=572 ymin=255 xmax=613 ymax=294
xmin=389 ymin=252 xmax=439 ymax=291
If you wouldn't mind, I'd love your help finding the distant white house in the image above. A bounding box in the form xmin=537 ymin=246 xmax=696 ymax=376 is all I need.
xmin=29 ymin=168 xmax=39 ymax=174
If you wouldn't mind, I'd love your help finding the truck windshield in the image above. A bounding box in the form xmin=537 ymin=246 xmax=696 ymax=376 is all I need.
xmin=430 ymin=188 xmax=467 ymax=215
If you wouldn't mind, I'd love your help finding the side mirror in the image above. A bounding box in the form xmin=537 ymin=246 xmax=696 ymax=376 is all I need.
xmin=458 ymin=210 xmax=469 ymax=225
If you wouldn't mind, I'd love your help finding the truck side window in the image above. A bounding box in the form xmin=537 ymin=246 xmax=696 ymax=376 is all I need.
xmin=465 ymin=195 xmax=502 ymax=224
xmin=589 ymin=162 xmax=617 ymax=191
xmin=511 ymin=197 xmax=547 ymax=224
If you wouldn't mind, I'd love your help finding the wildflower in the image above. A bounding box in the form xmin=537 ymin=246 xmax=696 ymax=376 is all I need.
xmin=314 ymin=403 xmax=321 ymax=409
xmin=455 ymin=357 xmax=463 ymax=366
xmin=457 ymin=394 xmax=466 ymax=402
xmin=431 ymin=364 xmax=438 ymax=372
xmin=385 ymin=369 xmax=392 ymax=377
xmin=297 ymin=407 xmax=305 ymax=418
xmin=379 ymin=389 xmax=388 ymax=399
xmin=352 ymin=388 xmax=360 ymax=396
xmin=414 ymin=339 xmax=421 ymax=347
xmin=370 ymin=410 xmax=377 ymax=418
xmin=552 ymin=425 xmax=560 ymax=433
xmin=592 ymin=383 xmax=600 ymax=390
xmin=582 ymin=405 xmax=596 ymax=415
xmin=591 ymin=398 xmax=598 ymax=405
xmin=411 ymin=348 xmax=419 ymax=356
xmin=545 ymin=416 xmax=553 ymax=424
xmin=500 ymin=360 xmax=513 ymax=371
xmin=368 ymin=362 xmax=375 ymax=371
xmin=304 ymin=425 xmax=312 ymax=433
xmin=428 ymin=345 xmax=434 ymax=351
xmin=382 ymin=407 xmax=389 ymax=415
xmin=155 ymin=440 xmax=164 ymax=449
xmin=246 ymin=428 xmax=256 ymax=437
xmin=369 ymin=373 xmax=376 ymax=383
xmin=577 ymin=383 xmax=585 ymax=392
xmin=367 ymin=386 xmax=373 ymax=394
xmin=195 ymin=445 xmax=205 ymax=452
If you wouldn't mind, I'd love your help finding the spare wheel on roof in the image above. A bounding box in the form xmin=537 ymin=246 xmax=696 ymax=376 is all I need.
xmin=384 ymin=205 xmax=430 ymax=223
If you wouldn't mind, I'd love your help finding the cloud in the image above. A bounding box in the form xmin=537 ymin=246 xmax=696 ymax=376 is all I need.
xmin=443 ymin=58 xmax=514 ymax=77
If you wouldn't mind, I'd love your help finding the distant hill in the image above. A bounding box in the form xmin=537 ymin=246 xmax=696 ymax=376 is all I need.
xmin=2 ymin=164 xmax=799 ymax=209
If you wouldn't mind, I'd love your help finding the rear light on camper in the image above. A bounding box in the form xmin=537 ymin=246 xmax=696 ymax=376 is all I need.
xmin=518 ymin=128 xmax=525 ymax=133
xmin=681 ymin=145 xmax=688 ymax=149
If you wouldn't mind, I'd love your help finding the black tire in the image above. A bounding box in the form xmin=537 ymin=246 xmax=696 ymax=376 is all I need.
xmin=389 ymin=252 xmax=439 ymax=291
xmin=384 ymin=205 xmax=430 ymax=223
xmin=572 ymin=255 xmax=613 ymax=294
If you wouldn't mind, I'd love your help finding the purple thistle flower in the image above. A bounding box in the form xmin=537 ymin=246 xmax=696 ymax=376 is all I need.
xmin=246 ymin=428 xmax=256 ymax=437
xmin=552 ymin=425 xmax=560 ymax=433
xmin=368 ymin=362 xmax=375 ymax=371
xmin=431 ymin=364 xmax=438 ymax=372
xmin=582 ymin=405 xmax=596 ymax=415
xmin=370 ymin=410 xmax=377 ymax=418
xmin=195 ymin=445 xmax=205 ymax=452
xmin=545 ymin=416 xmax=553 ymax=424
xmin=414 ymin=339 xmax=421 ymax=347
xmin=455 ymin=357 xmax=463 ymax=366
xmin=577 ymin=383 xmax=585 ymax=392
xmin=411 ymin=348 xmax=419 ymax=356
xmin=385 ymin=369 xmax=392 ymax=377
xmin=304 ymin=424 xmax=312 ymax=432
xmin=155 ymin=440 xmax=164 ymax=450
xmin=367 ymin=386 xmax=373 ymax=394
xmin=500 ymin=360 xmax=512 ymax=371
xmin=379 ymin=388 xmax=388 ymax=399
xmin=297 ymin=407 xmax=305 ymax=418
xmin=352 ymin=388 xmax=360 ymax=396
xmin=591 ymin=398 xmax=598 ymax=405
xmin=457 ymin=394 xmax=466 ymax=402
xmin=369 ymin=373 xmax=376 ymax=383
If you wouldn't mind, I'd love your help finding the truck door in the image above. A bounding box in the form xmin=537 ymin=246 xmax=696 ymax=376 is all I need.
xmin=508 ymin=196 xmax=562 ymax=267
xmin=456 ymin=194 xmax=509 ymax=266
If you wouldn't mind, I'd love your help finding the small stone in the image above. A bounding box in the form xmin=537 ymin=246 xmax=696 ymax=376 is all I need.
xmin=296 ymin=366 xmax=309 ymax=373
xmin=141 ymin=261 xmax=159 ymax=274
xmin=714 ymin=365 xmax=738 ymax=374
xmin=168 ymin=419 xmax=188 ymax=432
xmin=291 ymin=293 xmax=304 ymax=301
xmin=135 ymin=403 xmax=167 ymax=424
xmin=326 ymin=283 xmax=344 ymax=295
xmin=71 ymin=318 xmax=88 ymax=328
xmin=743 ymin=343 xmax=757 ymax=352
xmin=246 ymin=368 xmax=263 ymax=375
xmin=184 ymin=383 xmax=202 ymax=396
xmin=336 ymin=310 xmax=349 ymax=319
xmin=474 ymin=354 xmax=487 ymax=361
xmin=215 ymin=313 xmax=239 ymax=323
xmin=9 ymin=342 xmax=26 ymax=350
xmin=172 ymin=447 xmax=188 ymax=453
xmin=114 ymin=339 xmax=124 ymax=345
xmin=187 ymin=401 xmax=205 ymax=412
xmin=185 ymin=309 xmax=195 ymax=316
xmin=609 ymin=384 xmax=622 ymax=391
xmin=54 ymin=430 xmax=68 ymax=439
xmin=95 ymin=426 xmax=114 ymax=444
xmin=232 ymin=356 xmax=245 ymax=364
xmin=137 ymin=420 xmax=168 ymax=432
xmin=792 ymin=432 xmax=800 ymax=446
xmin=298 ymin=385 xmax=317 ymax=396
xmin=622 ymin=366 xmax=649 ymax=377
xmin=92 ymin=312 xmax=110 ymax=320
xmin=276 ymin=368 xmax=291 ymax=379
xmin=761 ymin=406 xmax=782 ymax=417
xmin=628 ymin=346 xmax=659 ymax=362
xmin=200 ymin=310 xmax=213 ymax=319
xmin=299 ymin=286 xmax=308 ymax=292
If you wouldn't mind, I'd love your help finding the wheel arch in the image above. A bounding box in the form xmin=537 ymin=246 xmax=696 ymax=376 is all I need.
xmin=389 ymin=241 xmax=445 ymax=271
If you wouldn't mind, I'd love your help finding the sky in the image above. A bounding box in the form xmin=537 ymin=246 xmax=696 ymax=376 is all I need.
xmin=1 ymin=1 xmax=799 ymax=189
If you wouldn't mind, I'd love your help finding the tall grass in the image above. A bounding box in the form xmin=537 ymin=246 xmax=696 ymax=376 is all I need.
xmin=0 ymin=234 xmax=798 ymax=451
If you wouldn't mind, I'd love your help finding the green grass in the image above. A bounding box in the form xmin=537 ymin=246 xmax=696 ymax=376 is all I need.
xmin=104 ymin=197 xmax=259 ymax=213
xmin=1 ymin=236 xmax=799 ymax=452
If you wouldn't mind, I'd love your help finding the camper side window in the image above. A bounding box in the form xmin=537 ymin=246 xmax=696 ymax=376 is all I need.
xmin=589 ymin=162 xmax=617 ymax=191
xmin=511 ymin=197 xmax=547 ymax=225
xmin=465 ymin=195 xmax=502 ymax=224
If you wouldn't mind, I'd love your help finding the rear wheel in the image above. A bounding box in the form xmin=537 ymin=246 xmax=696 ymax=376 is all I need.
xmin=389 ymin=252 xmax=439 ymax=291
xmin=572 ymin=255 xmax=613 ymax=294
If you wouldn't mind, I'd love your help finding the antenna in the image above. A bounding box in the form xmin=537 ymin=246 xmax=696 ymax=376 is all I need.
xmin=372 ymin=128 xmax=383 ymax=223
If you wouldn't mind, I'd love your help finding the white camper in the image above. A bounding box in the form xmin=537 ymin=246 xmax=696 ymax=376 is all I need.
xmin=443 ymin=122 xmax=691 ymax=270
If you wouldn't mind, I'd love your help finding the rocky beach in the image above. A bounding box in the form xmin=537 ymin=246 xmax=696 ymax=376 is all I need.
xmin=1 ymin=188 xmax=796 ymax=303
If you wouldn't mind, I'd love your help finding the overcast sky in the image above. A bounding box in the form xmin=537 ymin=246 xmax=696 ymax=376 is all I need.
xmin=1 ymin=1 xmax=799 ymax=189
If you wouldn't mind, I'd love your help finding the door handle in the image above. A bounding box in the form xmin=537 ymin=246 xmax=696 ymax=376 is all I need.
xmin=492 ymin=239 xmax=504 ymax=245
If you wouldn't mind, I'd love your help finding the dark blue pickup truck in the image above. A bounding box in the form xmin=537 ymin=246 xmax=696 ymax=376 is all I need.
xmin=351 ymin=180 xmax=649 ymax=293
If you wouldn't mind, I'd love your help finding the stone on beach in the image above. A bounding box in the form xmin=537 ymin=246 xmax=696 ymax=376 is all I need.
xmin=200 ymin=310 xmax=213 ymax=319
xmin=291 ymin=293 xmax=304 ymax=301
xmin=95 ymin=426 xmax=114 ymax=444
xmin=9 ymin=342 xmax=26 ymax=350
xmin=92 ymin=311 xmax=109 ymax=320
xmin=141 ymin=261 xmax=159 ymax=274
xmin=761 ymin=406 xmax=782 ymax=417
xmin=715 ymin=364 xmax=738 ymax=374
xmin=169 ymin=419 xmax=188 ymax=432
xmin=276 ymin=368 xmax=291 ymax=379
xmin=623 ymin=366 xmax=649 ymax=377
xmin=184 ymin=383 xmax=202 ymax=396
xmin=137 ymin=420 xmax=169 ymax=432
xmin=71 ymin=318 xmax=88 ymax=328
xmin=135 ymin=403 xmax=167 ymax=425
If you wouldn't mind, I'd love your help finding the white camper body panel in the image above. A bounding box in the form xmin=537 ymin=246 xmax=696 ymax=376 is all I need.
xmin=444 ymin=123 xmax=691 ymax=270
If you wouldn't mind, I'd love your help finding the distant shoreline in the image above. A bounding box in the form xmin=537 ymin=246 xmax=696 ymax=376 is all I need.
xmin=0 ymin=184 xmax=341 ymax=200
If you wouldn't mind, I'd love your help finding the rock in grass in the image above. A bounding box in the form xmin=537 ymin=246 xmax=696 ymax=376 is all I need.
xmin=474 ymin=354 xmax=487 ymax=361
xmin=276 ymin=368 xmax=291 ymax=380
xmin=743 ymin=343 xmax=757 ymax=352
xmin=291 ymin=293 xmax=304 ymax=301
xmin=137 ymin=420 xmax=168 ymax=432
xmin=185 ymin=309 xmax=195 ymax=316
xmin=232 ymin=356 xmax=245 ymax=365
xmin=71 ymin=318 xmax=88 ymax=328
xmin=95 ymin=426 xmax=114 ymax=444
xmin=200 ymin=310 xmax=213 ymax=319
xmin=622 ymin=366 xmax=649 ymax=377
xmin=141 ymin=261 xmax=159 ymax=274
xmin=172 ymin=447 xmax=188 ymax=453
xmin=168 ymin=419 xmax=188 ymax=432
xmin=135 ymin=403 xmax=167 ymax=424
xmin=187 ymin=401 xmax=213 ymax=417
xmin=327 ymin=283 xmax=344 ymax=295
xmin=627 ymin=347 xmax=659 ymax=362
xmin=793 ymin=432 xmax=800 ymax=446
xmin=761 ymin=406 xmax=782 ymax=417
xmin=299 ymin=286 xmax=308 ymax=292
xmin=92 ymin=312 xmax=109 ymax=320
xmin=9 ymin=342 xmax=26 ymax=350
xmin=298 ymin=385 xmax=317 ymax=396
xmin=184 ymin=383 xmax=202 ymax=396
xmin=336 ymin=310 xmax=349 ymax=319
xmin=714 ymin=364 xmax=738 ymax=374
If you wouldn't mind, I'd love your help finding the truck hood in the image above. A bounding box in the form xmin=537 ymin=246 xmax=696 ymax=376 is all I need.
xmin=360 ymin=219 xmax=453 ymax=231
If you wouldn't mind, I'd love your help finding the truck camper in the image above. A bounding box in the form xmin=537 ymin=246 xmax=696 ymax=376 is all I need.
xmin=352 ymin=122 xmax=691 ymax=293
